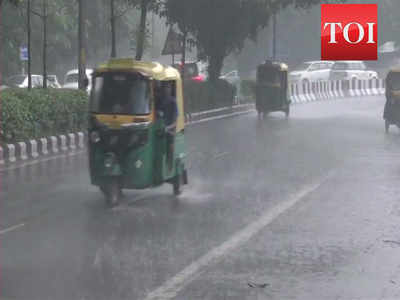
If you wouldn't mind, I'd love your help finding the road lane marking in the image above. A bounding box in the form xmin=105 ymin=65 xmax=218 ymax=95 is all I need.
xmin=189 ymin=109 xmax=254 ymax=125
xmin=0 ymin=223 xmax=25 ymax=235
xmin=143 ymin=173 xmax=334 ymax=300
xmin=214 ymin=152 xmax=230 ymax=159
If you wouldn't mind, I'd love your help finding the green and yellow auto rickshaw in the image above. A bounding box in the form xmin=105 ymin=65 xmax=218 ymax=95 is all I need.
xmin=256 ymin=60 xmax=290 ymax=118
xmin=88 ymin=58 xmax=188 ymax=207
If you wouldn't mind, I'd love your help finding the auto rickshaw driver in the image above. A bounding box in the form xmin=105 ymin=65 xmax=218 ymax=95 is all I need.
xmin=156 ymin=82 xmax=178 ymax=169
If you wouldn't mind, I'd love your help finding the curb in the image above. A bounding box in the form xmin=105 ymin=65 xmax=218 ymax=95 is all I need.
xmin=0 ymin=132 xmax=88 ymax=167
xmin=0 ymin=104 xmax=254 ymax=167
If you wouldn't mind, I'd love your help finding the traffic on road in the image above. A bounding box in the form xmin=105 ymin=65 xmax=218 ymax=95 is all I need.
xmin=2 ymin=1 xmax=400 ymax=300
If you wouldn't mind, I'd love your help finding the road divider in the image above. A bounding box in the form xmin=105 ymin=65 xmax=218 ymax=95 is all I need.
xmin=1 ymin=133 xmax=87 ymax=167
xmin=289 ymin=78 xmax=385 ymax=104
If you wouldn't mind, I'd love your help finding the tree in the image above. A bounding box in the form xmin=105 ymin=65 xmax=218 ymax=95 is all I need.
xmin=0 ymin=0 xmax=19 ymax=7
xmin=30 ymin=0 xmax=49 ymax=88
xmin=0 ymin=0 xmax=20 ymax=84
xmin=78 ymin=0 xmax=85 ymax=89
xmin=163 ymin=0 xmax=273 ymax=82
xmin=162 ymin=0 xmax=195 ymax=78
xmin=163 ymin=0 xmax=346 ymax=83
xmin=135 ymin=0 xmax=162 ymax=60
xmin=135 ymin=0 xmax=147 ymax=60
xmin=130 ymin=0 xmax=160 ymax=60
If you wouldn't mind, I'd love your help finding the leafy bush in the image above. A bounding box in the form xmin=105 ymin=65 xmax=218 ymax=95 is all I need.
xmin=184 ymin=79 xmax=236 ymax=113
xmin=240 ymin=80 xmax=256 ymax=103
xmin=1 ymin=88 xmax=88 ymax=144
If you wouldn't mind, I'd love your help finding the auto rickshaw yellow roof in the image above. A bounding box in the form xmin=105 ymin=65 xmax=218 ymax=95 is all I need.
xmin=388 ymin=67 xmax=400 ymax=74
xmin=276 ymin=62 xmax=288 ymax=71
xmin=259 ymin=60 xmax=288 ymax=71
xmin=95 ymin=58 xmax=181 ymax=81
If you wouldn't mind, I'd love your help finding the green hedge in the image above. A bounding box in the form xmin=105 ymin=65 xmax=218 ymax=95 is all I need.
xmin=184 ymin=79 xmax=236 ymax=113
xmin=1 ymin=81 xmax=238 ymax=143
xmin=1 ymin=88 xmax=88 ymax=144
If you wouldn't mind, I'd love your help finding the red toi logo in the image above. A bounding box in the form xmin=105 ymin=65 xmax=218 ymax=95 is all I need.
xmin=321 ymin=4 xmax=378 ymax=61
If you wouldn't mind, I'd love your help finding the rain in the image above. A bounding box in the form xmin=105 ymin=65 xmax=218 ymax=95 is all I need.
xmin=1 ymin=0 xmax=400 ymax=299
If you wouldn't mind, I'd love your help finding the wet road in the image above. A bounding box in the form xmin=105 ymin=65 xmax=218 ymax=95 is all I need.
xmin=2 ymin=96 xmax=400 ymax=300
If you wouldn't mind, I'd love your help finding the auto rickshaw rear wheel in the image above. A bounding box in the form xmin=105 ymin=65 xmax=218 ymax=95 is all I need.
xmin=173 ymin=173 xmax=183 ymax=196
xmin=285 ymin=107 xmax=290 ymax=118
xmin=385 ymin=120 xmax=390 ymax=133
xmin=257 ymin=111 xmax=266 ymax=120
xmin=173 ymin=164 xmax=187 ymax=196
xmin=101 ymin=179 xmax=121 ymax=208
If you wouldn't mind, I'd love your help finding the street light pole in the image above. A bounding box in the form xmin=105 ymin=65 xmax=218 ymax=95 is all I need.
xmin=272 ymin=12 xmax=276 ymax=61
xmin=42 ymin=0 xmax=47 ymax=89
xmin=78 ymin=0 xmax=86 ymax=89
xmin=151 ymin=12 xmax=155 ymax=59
xmin=110 ymin=0 xmax=116 ymax=58
xmin=27 ymin=0 xmax=31 ymax=89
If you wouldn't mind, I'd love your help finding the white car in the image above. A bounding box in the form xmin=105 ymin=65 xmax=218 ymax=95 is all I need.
xmin=329 ymin=61 xmax=378 ymax=81
xmin=6 ymin=74 xmax=43 ymax=88
xmin=289 ymin=61 xmax=334 ymax=84
xmin=63 ymin=69 xmax=93 ymax=92
xmin=46 ymin=75 xmax=61 ymax=88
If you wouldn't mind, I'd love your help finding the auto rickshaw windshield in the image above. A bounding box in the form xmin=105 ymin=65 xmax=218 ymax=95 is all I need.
xmin=90 ymin=72 xmax=151 ymax=115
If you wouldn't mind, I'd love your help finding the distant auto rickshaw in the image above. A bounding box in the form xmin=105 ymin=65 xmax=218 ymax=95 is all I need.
xmin=256 ymin=60 xmax=290 ymax=118
xmin=88 ymin=58 xmax=188 ymax=207
xmin=384 ymin=68 xmax=400 ymax=133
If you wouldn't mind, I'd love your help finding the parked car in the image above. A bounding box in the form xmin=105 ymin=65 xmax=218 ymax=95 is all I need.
xmin=329 ymin=61 xmax=378 ymax=81
xmin=172 ymin=61 xmax=208 ymax=82
xmin=6 ymin=74 xmax=44 ymax=88
xmin=46 ymin=75 xmax=61 ymax=88
xmin=63 ymin=69 xmax=93 ymax=91
xmin=289 ymin=61 xmax=334 ymax=84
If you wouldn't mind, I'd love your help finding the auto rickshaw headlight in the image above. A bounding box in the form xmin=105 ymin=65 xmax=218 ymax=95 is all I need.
xmin=90 ymin=131 xmax=100 ymax=143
